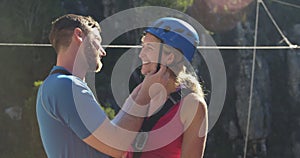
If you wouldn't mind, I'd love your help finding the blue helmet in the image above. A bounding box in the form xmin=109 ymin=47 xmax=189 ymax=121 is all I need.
xmin=145 ymin=17 xmax=199 ymax=62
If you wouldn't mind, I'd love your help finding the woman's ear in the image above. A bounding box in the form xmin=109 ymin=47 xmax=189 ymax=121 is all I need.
xmin=166 ymin=53 xmax=175 ymax=65
xmin=73 ymin=28 xmax=84 ymax=43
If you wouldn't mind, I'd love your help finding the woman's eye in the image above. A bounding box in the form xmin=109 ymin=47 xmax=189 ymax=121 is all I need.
xmin=146 ymin=47 xmax=153 ymax=51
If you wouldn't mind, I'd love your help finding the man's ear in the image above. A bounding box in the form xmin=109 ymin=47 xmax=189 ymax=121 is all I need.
xmin=73 ymin=28 xmax=84 ymax=43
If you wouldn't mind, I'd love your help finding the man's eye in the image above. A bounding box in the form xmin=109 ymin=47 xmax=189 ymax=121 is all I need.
xmin=92 ymin=41 xmax=100 ymax=50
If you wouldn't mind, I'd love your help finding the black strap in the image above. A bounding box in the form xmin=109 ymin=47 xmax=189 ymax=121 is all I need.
xmin=141 ymin=88 xmax=191 ymax=132
xmin=155 ymin=43 xmax=163 ymax=73
xmin=50 ymin=69 xmax=72 ymax=76
xmin=132 ymin=88 xmax=192 ymax=158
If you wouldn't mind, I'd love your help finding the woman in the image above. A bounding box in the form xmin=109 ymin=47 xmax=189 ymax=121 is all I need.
xmin=126 ymin=17 xmax=208 ymax=158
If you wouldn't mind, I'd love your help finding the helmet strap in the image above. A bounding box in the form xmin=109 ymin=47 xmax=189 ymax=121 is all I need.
xmin=156 ymin=43 xmax=163 ymax=72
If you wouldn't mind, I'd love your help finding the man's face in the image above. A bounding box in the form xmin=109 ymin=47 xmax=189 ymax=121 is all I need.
xmin=83 ymin=28 xmax=106 ymax=72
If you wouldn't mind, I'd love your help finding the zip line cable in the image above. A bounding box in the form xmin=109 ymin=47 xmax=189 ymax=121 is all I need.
xmin=0 ymin=0 xmax=298 ymax=50
xmin=243 ymin=0 xmax=260 ymax=158
xmin=240 ymin=0 xmax=299 ymax=156
xmin=260 ymin=0 xmax=298 ymax=48
xmin=0 ymin=43 xmax=52 ymax=47
xmin=271 ymin=0 xmax=300 ymax=9
xmin=0 ymin=43 xmax=299 ymax=50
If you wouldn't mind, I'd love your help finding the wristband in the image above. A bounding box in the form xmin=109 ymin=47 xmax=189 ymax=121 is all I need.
xmin=121 ymin=96 xmax=149 ymax=117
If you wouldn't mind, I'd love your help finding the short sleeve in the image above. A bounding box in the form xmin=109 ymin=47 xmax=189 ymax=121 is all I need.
xmin=47 ymin=75 xmax=107 ymax=139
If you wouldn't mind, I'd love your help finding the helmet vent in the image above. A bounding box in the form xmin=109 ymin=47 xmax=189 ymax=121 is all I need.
xmin=187 ymin=32 xmax=194 ymax=38
xmin=174 ymin=28 xmax=184 ymax=33
xmin=154 ymin=21 xmax=164 ymax=28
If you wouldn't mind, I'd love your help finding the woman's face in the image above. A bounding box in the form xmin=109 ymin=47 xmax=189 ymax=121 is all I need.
xmin=139 ymin=33 xmax=169 ymax=75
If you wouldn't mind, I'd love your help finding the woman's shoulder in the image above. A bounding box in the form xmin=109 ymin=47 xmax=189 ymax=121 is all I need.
xmin=183 ymin=92 xmax=207 ymax=108
xmin=179 ymin=92 xmax=207 ymax=124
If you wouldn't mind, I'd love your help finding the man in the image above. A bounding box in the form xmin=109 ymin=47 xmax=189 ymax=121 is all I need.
xmin=36 ymin=14 xmax=168 ymax=158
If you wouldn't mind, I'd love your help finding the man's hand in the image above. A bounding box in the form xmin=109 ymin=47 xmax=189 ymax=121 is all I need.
xmin=137 ymin=65 xmax=169 ymax=105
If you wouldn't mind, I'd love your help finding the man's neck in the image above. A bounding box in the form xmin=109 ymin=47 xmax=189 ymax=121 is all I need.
xmin=56 ymin=50 xmax=87 ymax=81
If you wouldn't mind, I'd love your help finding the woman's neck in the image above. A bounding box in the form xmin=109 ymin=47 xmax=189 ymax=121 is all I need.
xmin=166 ymin=76 xmax=179 ymax=95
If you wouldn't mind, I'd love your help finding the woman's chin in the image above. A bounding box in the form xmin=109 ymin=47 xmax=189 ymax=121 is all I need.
xmin=140 ymin=69 xmax=152 ymax=76
xmin=141 ymin=64 xmax=156 ymax=75
xmin=140 ymin=70 xmax=147 ymax=76
xmin=141 ymin=70 xmax=157 ymax=76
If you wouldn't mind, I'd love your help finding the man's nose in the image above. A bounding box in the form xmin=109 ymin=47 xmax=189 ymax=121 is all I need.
xmin=99 ymin=45 xmax=106 ymax=56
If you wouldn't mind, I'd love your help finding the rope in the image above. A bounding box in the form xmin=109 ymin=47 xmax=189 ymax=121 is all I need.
xmin=0 ymin=43 xmax=299 ymax=49
xmin=0 ymin=0 xmax=298 ymax=51
xmin=103 ymin=45 xmax=142 ymax=49
xmin=260 ymin=0 xmax=298 ymax=48
xmin=243 ymin=0 xmax=260 ymax=158
xmin=271 ymin=0 xmax=300 ymax=9
xmin=0 ymin=43 xmax=52 ymax=47
xmin=196 ymin=45 xmax=299 ymax=49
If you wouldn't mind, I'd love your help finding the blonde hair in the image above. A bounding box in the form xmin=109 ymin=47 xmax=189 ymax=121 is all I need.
xmin=163 ymin=45 xmax=204 ymax=98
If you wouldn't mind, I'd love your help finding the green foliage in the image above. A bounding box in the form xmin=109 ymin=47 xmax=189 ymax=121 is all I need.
xmin=142 ymin=0 xmax=194 ymax=11
xmin=101 ymin=105 xmax=116 ymax=120
xmin=34 ymin=80 xmax=43 ymax=87
xmin=0 ymin=0 xmax=64 ymax=43
xmin=22 ymin=81 xmax=47 ymax=157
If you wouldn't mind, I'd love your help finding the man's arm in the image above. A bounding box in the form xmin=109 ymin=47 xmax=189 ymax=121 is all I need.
xmin=83 ymin=66 xmax=168 ymax=157
xmin=83 ymin=86 xmax=150 ymax=157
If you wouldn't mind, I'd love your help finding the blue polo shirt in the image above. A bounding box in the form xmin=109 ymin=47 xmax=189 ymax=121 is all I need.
xmin=36 ymin=66 xmax=109 ymax=158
